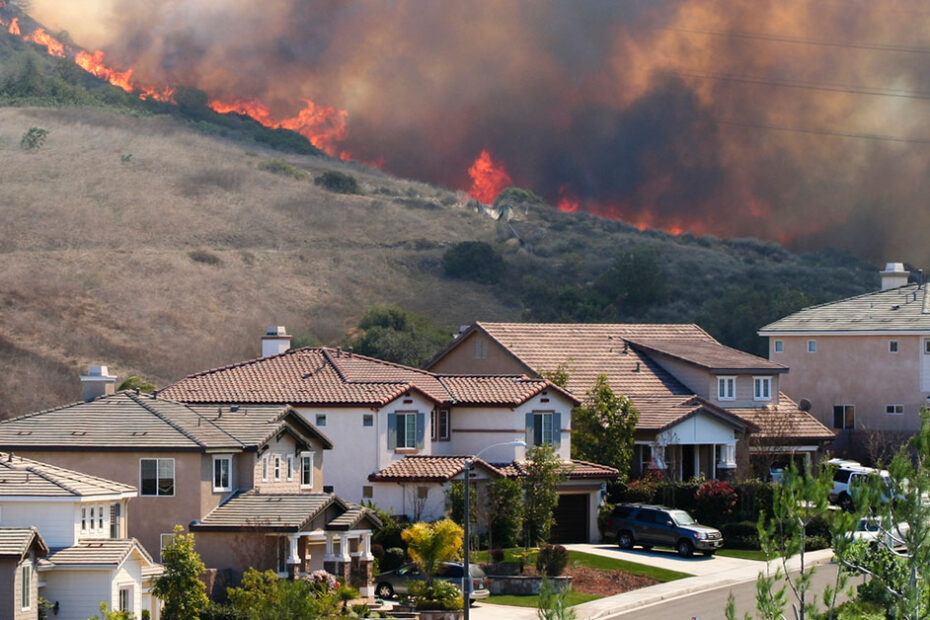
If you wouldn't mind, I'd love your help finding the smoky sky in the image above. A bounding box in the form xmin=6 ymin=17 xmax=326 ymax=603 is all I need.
xmin=28 ymin=0 xmax=930 ymax=265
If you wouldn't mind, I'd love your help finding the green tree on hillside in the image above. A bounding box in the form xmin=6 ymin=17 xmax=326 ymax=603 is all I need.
xmin=593 ymin=245 xmax=667 ymax=315
xmin=346 ymin=305 xmax=451 ymax=367
xmin=443 ymin=241 xmax=506 ymax=284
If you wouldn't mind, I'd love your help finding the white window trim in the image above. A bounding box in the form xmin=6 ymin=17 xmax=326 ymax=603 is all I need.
xmin=886 ymin=404 xmax=904 ymax=415
xmin=98 ymin=503 xmax=104 ymax=531
xmin=261 ymin=455 xmax=269 ymax=482
xmin=81 ymin=506 xmax=87 ymax=533
xmin=396 ymin=412 xmax=418 ymax=449
xmin=834 ymin=404 xmax=855 ymax=430
xmin=717 ymin=376 xmax=736 ymax=401
xmin=286 ymin=454 xmax=294 ymax=481
xmin=889 ymin=340 xmax=899 ymax=353
xmin=212 ymin=455 xmax=232 ymax=492
xmin=21 ymin=562 xmax=31 ymax=611
xmin=273 ymin=455 xmax=282 ymax=481
xmin=532 ymin=412 xmax=554 ymax=446
xmin=807 ymin=339 xmax=817 ymax=353
xmin=140 ymin=458 xmax=175 ymax=498
xmin=753 ymin=376 xmax=772 ymax=401
xmin=118 ymin=585 xmax=133 ymax=613
xmin=773 ymin=340 xmax=784 ymax=354
xmin=300 ymin=451 xmax=315 ymax=489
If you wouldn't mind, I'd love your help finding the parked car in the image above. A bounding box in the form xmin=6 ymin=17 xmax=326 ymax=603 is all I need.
xmin=604 ymin=503 xmax=724 ymax=557
xmin=374 ymin=561 xmax=490 ymax=601
xmin=848 ymin=517 xmax=909 ymax=549
xmin=828 ymin=459 xmax=894 ymax=511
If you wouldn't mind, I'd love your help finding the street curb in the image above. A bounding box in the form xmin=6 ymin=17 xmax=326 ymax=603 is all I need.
xmin=578 ymin=550 xmax=837 ymax=619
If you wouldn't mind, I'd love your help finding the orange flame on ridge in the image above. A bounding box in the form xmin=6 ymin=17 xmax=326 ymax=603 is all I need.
xmin=8 ymin=16 xmax=19 ymax=35
xmin=467 ymin=150 xmax=512 ymax=204
xmin=75 ymin=50 xmax=134 ymax=93
xmin=24 ymin=27 xmax=64 ymax=57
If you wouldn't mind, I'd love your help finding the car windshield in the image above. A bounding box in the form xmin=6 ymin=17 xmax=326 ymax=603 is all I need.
xmin=469 ymin=564 xmax=487 ymax=578
xmin=669 ymin=510 xmax=696 ymax=526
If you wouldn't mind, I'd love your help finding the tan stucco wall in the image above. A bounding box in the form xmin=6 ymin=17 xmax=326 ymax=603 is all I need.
xmin=648 ymin=352 xmax=780 ymax=407
xmin=12 ymin=450 xmax=202 ymax=558
xmin=772 ymin=335 xmax=926 ymax=434
xmin=430 ymin=332 xmax=530 ymax=375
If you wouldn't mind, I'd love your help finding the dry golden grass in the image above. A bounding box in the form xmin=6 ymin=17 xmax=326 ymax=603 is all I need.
xmin=0 ymin=106 xmax=515 ymax=417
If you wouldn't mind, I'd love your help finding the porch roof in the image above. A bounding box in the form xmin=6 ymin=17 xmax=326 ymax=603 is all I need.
xmin=189 ymin=491 xmax=380 ymax=532
xmin=728 ymin=393 xmax=836 ymax=444
xmin=632 ymin=395 xmax=754 ymax=434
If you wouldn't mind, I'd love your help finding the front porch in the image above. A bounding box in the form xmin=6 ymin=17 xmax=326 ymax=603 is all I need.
xmin=633 ymin=442 xmax=738 ymax=481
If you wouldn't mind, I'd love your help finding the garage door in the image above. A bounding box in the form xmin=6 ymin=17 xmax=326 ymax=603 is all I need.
xmin=551 ymin=493 xmax=588 ymax=543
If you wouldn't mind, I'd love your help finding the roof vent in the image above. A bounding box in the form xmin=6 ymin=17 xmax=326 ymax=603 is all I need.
xmin=261 ymin=326 xmax=291 ymax=357
xmin=880 ymin=262 xmax=909 ymax=291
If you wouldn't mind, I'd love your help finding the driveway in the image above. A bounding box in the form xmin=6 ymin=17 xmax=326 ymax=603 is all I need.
xmin=564 ymin=543 xmax=761 ymax=577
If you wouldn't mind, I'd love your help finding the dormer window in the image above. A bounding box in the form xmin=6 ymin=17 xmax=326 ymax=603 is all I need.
xmin=753 ymin=377 xmax=772 ymax=401
xmin=717 ymin=376 xmax=735 ymax=401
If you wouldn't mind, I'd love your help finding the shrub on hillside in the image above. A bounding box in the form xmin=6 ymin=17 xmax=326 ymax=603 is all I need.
xmin=188 ymin=249 xmax=222 ymax=266
xmin=693 ymin=480 xmax=737 ymax=526
xmin=20 ymin=127 xmax=48 ymax=150
xmin=257 ymin=158 xmax=307 ymax=180
xmin=442 ymin=241 xmax=505 ymax=284
xmin=314 ymin=171 xmax=360 ymax=194
xmin=535 ymin=544 xmax=569 ymax=577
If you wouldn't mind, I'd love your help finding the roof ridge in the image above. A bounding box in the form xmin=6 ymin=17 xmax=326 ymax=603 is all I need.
xmin=126 ymin=392 xmax=210 ymax=449
xmin=161 ymin=346 xmax=324 ymax=389
xmin=0 ymin=391 xmax=131 ymax=425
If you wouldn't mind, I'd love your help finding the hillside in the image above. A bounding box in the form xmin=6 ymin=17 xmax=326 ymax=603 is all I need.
xmin=0 ymin=23 xmax=880 ymax=416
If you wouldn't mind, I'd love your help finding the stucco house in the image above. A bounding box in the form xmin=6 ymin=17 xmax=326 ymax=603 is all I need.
xmin=759 ymin=262 xmax=929 ymax=459
xmin=157 ymin=329 xmax=617 ymax=543
xmin=0 ymin=454 xmax=161 ymax=620
xmin=0 ymin=387 xmax=379 ymax=593
xmin=426 ymin=322 xmax=835 ymax=478
xmin=0 ymin=528 xmax=47 ymax=620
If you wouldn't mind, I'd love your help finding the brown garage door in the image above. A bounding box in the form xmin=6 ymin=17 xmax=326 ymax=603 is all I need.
xmin=551 ymin=493 xmax=589 ymax=543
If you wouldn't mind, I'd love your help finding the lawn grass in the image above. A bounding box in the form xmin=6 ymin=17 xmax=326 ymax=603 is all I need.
xmin=473 ymin=548 xmax=692 ymax=582
xmin=716 ymin=548 xmax=769 ymax=561
xmin=485 ymin=591 xmax=602 ymax=608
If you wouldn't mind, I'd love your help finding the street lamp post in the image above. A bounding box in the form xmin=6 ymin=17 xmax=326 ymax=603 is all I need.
xmin=462 ymin=439 xmax=526 ymax=620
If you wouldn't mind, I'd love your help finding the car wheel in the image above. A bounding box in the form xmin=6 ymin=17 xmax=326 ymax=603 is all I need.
xmin=375 ymin=582 xmax=394 ymax=599
xmin=617 ymin=531 xmax=635 ymax=550
xmin=677 ymin=540 xmax=694 ymax=558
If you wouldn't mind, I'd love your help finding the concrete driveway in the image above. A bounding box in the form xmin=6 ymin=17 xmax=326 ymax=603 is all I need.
xmin=564 ymin=543 xmax=762 ymax=577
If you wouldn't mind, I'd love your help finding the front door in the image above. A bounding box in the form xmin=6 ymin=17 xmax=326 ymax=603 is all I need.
xmin=681 ymin=445 xmax=695 ymax=479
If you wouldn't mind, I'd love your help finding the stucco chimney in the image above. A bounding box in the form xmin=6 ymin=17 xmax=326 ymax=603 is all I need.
xmin=261 ymin=326 xmax=291 ymax=357
xmin=80 ymin=366 xmax=117 ymax=402
xmin=880 ymin=262 xmax=909 ymax=291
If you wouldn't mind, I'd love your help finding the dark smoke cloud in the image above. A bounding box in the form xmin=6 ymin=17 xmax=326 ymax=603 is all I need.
xmin=29 ymin=0 xmax=930 ymax=264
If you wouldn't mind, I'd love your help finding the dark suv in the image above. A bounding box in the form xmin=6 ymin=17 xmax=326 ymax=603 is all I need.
xmin=604 ymin=504 xmax=724 ymax=557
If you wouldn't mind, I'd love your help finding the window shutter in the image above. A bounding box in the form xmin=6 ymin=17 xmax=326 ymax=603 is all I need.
xmin=416 ymin=412 xmax=426 ymax=449
xmin=552 ymin=412 xmax=562 ymax=448
xmin=525 ymin=412 xmax=534 ymax=447
xmin=388 ymin=413 xmax=397 ymax=450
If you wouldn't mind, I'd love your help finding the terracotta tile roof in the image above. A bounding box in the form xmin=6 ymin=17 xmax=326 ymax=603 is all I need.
xmin=47 ymin=538 xmax=159 ymax=570
xmin=0 ymin=527 xmax=48 ymax=558
xmin=0 ymin=393 xmax=331 ymax=452
xmin=190 ymin=491 xmax=379 ymax=532
xmin=493 ymin=459 xmax=619 ymax=480
xmin=760 ymin=284 xmax=930 ymax=333
xmin=159 ymin=347 xmax=570 ymax=407
xmin=728 ymin=393 xmax=836 ymax=443
xmin=0 ymin=453 xmax=137 ymax=498
xmin=630 ymin=395 xmax=754 ymax=433
xmin=368 ymin=455 xmax=504 ymax=482
xmin=627 ymin=339 xmax=787 ymax=373
xmin=433 ymin=323 xmax=714 ymax=398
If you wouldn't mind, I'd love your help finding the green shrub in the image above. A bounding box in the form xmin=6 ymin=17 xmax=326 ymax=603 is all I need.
xmin=693 ymin=480 xmax=737 ymax=527
xmin=652 ymin=480 xmax=701 ymax=512
xmin=721 ymin=521 xmax=759 ymax=549
xmin=257 ymin=158 xmax=307 ymax=180
xmin=406 ymin=580 xmax=463 ymax=611
xmin=20 ymin=127 xmax=48 ymax=150
xmin=314 ymin=170 xmax=360 ymax=194
xmin=442 ymin=241 xmax=506 ymax=284
xmin=382 ymin=547 xmax=406 ymax=572
xmin=489 ymin=548 xmax=504 ymax=563
xmin=536 ymin=544 xmax=569 ymax=577
xmin=732 ymin=479 xmax=774 ymax=521
xmin=487 ymin=478 xmax=524 ymax=549
xmin=200 ymin=602 xmax=248 ymax=620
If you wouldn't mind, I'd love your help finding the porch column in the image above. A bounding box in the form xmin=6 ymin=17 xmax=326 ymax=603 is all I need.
xmin=339 ymin=534 xmax=351 ymax=561
xmin=324 ymin=533 xmax=336 ymax=562
xmin=711 ymin=444 xmax=717 ymax=480
xmin=360 ymin=532 xmax=374 ymax=561
xmin=286 ymin=534 xmax=301 ymax=580
xmin=693 ymin=447 xmax=700 ymax=479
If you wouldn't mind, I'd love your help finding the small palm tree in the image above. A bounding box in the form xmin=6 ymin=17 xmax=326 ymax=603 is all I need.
xmin=401 ymin=519 xmax=463 ymax=587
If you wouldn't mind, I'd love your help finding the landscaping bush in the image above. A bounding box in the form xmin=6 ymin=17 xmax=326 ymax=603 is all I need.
xmin=405 ymin=580 xmax=463 ymax=611
xmin=314 ymin=170 xmax=360 ymax=194
xmin=370 ymin=543 xmax=385 ymax=560
xmin=614 ymin=478 xmax=656 ymax=504
xmin=382 ymin=547 xmax=406 ymax=572
xmin=535 ymin=544 xmax=569 ymax=577
xmin=200 ymin=602 xmax=248 ymax=620
xmin=732 ymin=480 xmax=774 ymax=521
xmin=653 ymin=480 xmax=701 ymax=512
xmin=721 ymin=521 xmax=759 ymax=549
xmin=442 ymin=241 xmax=506 ymax=284
xmin=487 ymin=478 xmax=524 ymax=549
xmin=693 ymin=480 xmax=737 ymax=527
xmin=489 ymin=548 xmax=504 ymax=563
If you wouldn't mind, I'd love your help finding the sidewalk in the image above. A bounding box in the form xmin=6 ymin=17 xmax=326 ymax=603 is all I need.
xmin=470 ymin=548 xmax=836 ymax=620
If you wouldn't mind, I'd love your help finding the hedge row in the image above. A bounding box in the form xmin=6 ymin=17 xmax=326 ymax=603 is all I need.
xmin=611 ymin=479 xmax=775 ymax=525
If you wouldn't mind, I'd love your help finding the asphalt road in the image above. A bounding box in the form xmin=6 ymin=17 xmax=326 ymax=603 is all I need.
xmin=610 ymin=563 xmax=861 ymax=620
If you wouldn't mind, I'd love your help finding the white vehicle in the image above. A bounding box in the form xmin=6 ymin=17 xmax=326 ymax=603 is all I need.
xmin=828 ymin=460 xmax=894 ymax=511
xmin=849 ymin=517 xmax=909 ymax=549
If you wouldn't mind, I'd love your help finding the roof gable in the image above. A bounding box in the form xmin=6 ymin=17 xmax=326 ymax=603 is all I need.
xmin=0 ymin=527 xmax=48 ymax=559
xmin=627 ymin=339 xmax=787 ymax=374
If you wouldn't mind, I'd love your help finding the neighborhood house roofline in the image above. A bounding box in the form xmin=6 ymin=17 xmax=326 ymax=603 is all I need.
xmin=424 ymin=322 xmax=535 ymax=374
xmin=266 ymin=409 xmax=334 ymax=450
xmin=626 ymin=339 xmax=787 ymax=374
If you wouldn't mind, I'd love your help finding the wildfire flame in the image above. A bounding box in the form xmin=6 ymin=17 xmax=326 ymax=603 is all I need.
xmin=24 ymin=27 xmax=64 ymax=57
xmin=467 ymin=150 xmax=512 ymax=204
xmin=75 ymin=50 xmax=134 ymax=93
xmin=8 ymin=16 xmax=19 ymax=35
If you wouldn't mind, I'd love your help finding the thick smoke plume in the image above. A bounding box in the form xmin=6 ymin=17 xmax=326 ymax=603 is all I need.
xmin=27 ymin=0 xmax=930 ymax=264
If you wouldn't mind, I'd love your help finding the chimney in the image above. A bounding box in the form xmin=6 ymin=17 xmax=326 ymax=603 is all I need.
xmin=80 ymin=366 xmax=117 ymax=402
xmin=261 ymin=326 xmax=291 ymax=357
xmin=880 ymin=263 xmax=909 ymax=291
